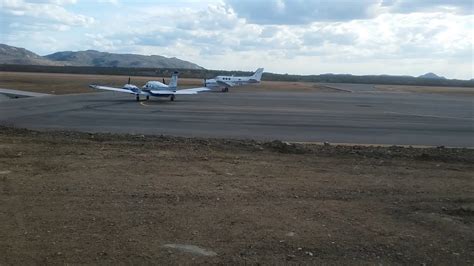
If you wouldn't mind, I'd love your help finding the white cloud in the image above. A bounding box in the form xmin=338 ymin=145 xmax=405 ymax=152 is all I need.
xmin=225 ymin=0 xmax=472 ymax=25
xmin=176 ymin=4 xmax=240 ymax=30
xmin=225 ymin=0 xmax=381 ymax=24
xmin=97 ymin=0 xmax=119 ymax=5
xmin=384 ymin=0 xmax=473 ymax=15
xmin=1 ymin=0 xmax=94 ymax=26
xmin=0 ymin=0 xmax=472 ymax=79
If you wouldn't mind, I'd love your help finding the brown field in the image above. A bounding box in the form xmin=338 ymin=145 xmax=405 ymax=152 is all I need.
xmin=1 ymin=127 xmax=473 ymax=264
xmin=0 ymin=71 xmax=341 ymax=95
xmin=2 ymin=71 xmax=472 ymax=95
xmin=375 ymin=84 xmax=474 ymax=96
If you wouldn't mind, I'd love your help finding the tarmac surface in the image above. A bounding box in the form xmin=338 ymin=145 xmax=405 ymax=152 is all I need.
xmin=0 ymin=88 xmax=473 ymax=147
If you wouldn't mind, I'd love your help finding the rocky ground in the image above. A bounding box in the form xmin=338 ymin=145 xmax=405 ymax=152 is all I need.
xmin=0 ymin=127 xmax=473 ymax=264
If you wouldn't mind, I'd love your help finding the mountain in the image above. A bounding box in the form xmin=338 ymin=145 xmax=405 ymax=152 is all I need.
xmin=45 ymin=50 xmax=203 ymax=69
xmin=0 ymin=44 xmax=62 ymax=66
xmin=418 ymin=72 xmax=446 ymax=79
xmin=0 ymin=44 xmax=203 ymax=69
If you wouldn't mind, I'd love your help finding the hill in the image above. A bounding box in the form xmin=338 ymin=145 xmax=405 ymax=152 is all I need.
xmin=0 ymin=44 xmax=62 ymax=66
xmin=418 ymin=72 xmax=446 ymax=79
xmin=45 ymin=50 xmax=203 ymax=69
xmin=1 ymin=44 xmax=472 ymax=87
xmin=0 ymin=44 xmax=203 ymax=69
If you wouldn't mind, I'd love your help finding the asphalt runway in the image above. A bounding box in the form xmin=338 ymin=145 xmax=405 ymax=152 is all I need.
xmin=1 ymin=88 xmax=473 ymax=147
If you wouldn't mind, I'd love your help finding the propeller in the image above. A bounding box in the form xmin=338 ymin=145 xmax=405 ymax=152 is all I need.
xmin=162 ymin=78 xmax=166 ymax=85
xmin=123 ymin=76 xmax=140 ymax=93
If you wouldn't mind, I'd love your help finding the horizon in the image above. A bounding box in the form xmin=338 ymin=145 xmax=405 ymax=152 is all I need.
xmin=1 ymin=0 xmax=473 ymax=79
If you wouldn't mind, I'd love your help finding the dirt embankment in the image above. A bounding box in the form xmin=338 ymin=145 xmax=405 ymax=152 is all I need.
xmin=1 ymin=127 xmax=473 ymax=264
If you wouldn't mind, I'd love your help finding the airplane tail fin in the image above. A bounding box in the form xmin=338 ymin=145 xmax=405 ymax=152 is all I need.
xmin=169 ymin=72 xmax=179 ymax=87
xmin=251 ymin=68 xmax=264 ymax=81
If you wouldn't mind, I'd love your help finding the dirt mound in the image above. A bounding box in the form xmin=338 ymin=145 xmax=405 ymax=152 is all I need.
xmin=1 ymin=126 xmax=473 ymax=264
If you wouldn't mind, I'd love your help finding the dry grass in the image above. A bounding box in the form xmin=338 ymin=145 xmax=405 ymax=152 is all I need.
xmin=0 ymin=71 xmax=182 ymax=95
xmin=0 ymin=71 xmax=343 ymax=94
xmin=375 ymin=84 xmax=474 ymax=95
xmin=2 ymin=71 xmax=472 ymax=96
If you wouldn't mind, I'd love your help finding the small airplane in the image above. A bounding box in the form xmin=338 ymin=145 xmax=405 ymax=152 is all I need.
xmin=203 ymin=68 xmax=264 ymax=92
xmin=89 ymin=72 xmax=210 ymax=101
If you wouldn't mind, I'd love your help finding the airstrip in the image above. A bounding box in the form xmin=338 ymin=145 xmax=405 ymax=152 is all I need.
xmin=1 ymin=72 xmax=473 ymax=264
xmin=1 ymin=83 xmax=473 ymax=147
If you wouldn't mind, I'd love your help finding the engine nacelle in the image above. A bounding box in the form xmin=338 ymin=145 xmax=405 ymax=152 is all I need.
xmin=203 ymin=78 xmax=218 ymax=88
xmin=123 ymin=84 xmax=141 ymax=94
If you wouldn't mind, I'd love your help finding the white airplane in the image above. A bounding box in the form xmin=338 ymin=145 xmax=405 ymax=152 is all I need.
xmin=203 ymin=68 xmax=264 ymax=92
xmin=89 ymin=72 xmax=210 ymax=101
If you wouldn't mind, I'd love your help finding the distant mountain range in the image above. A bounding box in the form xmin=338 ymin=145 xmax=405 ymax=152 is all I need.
xmin=1 ymin=44 xmax=471 ymax=85
xmin=0 ymin=44 xmax=63 ymax=66
xmin=418 ymin=72 xmax=446 ymax=79
xmin=0 ymin=44 xmax=203 ymax=69
xmin=320 ymin=72 xmax=448 ymax=80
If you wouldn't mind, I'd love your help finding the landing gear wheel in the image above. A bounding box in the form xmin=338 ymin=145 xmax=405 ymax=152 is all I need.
xmin=222 ymin=87 xmax=229 ymax=92
xmin=146 ymin=95 xmax=150 ymax=101
xmin=136 ymin=95 xmax=140 ymax=101
xmin=170 ymin=95 xmax=175 ymax=101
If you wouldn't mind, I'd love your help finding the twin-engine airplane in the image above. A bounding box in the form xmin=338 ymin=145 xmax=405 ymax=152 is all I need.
xmin=89 ymin=72 xmax=209 ymax=101
xmin=204 ymin=68 xmax=264 ymax=92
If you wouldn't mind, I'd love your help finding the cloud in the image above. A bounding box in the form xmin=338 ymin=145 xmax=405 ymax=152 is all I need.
xmin=175 ymin=4 xmax=240 ymax=30
xmin=97 ymin=0 xmax=118 ymax=4
xmin=226 ymin=0 xmax=473 ymax=25
xmin=225 ymin=0 xmax=381 ymax=24
xmin=1 ymin=0 xmax=94 ymax=26
xmin=384 ymin=0 xmax=473 ymax=15
xmin=131 ymin=29 xmax=191 ymax=47
xmin=1 ymin=0 xmax=472 ymax=79
xmin=303 ymin=26 xmax=358 ymax=46
xmin=23 ymin=0 xmax=78 ymax=4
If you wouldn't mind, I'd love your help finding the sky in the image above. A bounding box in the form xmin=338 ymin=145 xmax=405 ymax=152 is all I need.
xmin=0 ymin=0 xmax=473 ymax=79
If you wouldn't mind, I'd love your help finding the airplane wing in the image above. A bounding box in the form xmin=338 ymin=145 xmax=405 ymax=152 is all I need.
xmin=90 ymin=85 xmax=132 ymax=93
xmin=174 ymin=87 xmax=211 ymax=94
xmin=89 ymin=85 xmax=149 ymax=95
xmin=150 ymin=87 xmax=211 ymax=95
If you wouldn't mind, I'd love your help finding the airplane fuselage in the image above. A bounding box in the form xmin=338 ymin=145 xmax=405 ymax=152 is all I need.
xmin=142 ymin=81 xmax=176 ymax=97
xmin=204 ymin=68 xmax=264 ymax=90
xmin=205 ymin=76 xmax=259 ymax=88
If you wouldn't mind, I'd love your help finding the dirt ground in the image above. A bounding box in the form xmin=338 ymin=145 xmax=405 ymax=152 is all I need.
xmin=0 ymin=127 xmax=473 ymax=264
xmin=0 ymin=71 xmax=341 ymax=94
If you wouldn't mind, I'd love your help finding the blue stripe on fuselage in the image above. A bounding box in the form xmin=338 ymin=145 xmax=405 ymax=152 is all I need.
xmin=143 ymin=89 xmax=173 ymax=97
